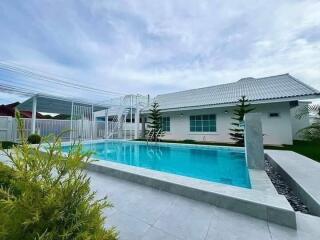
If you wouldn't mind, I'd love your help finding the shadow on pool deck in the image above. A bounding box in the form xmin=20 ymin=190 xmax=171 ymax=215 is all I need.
xmin=88 ymin=171 xmax=320 ymax=240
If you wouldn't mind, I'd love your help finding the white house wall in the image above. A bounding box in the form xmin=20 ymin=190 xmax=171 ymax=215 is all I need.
xmin=160 ymin=102 xmax=294 ymax=145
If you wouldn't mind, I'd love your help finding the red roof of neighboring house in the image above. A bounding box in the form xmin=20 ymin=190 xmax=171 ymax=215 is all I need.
xmin=0 ymin=102 xmax=44 ymax=118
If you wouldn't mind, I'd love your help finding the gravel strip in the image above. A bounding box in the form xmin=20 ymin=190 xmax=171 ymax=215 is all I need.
xmin=265 ymin=157 xmax=309 ymax=213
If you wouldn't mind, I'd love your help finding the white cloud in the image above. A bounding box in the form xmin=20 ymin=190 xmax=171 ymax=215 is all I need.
xmin=0 ymin=0 xmax=319 ymax=101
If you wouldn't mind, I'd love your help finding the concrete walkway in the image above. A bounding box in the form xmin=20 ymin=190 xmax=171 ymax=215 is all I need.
xmin=89 ymin=171 xmax=320 ymax=240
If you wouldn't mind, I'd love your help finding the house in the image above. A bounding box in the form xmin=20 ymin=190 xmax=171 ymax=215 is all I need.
xmin=0 ymin=102 xmax=44 ymax=118
xmin=142 ymin=74 xmax=320 ymax=145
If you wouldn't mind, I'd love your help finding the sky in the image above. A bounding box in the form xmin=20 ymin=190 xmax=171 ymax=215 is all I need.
xmin=0 ymin=0 xmax=320 ymax=103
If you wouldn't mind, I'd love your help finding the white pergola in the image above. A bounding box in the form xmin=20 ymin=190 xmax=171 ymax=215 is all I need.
xmin=17 ymin=93 xmax=142 ymax=140
xmin=0 ymin=63 xmax=144 ymax=140
xmin=18 ymin=94 xmax=109 ymax=138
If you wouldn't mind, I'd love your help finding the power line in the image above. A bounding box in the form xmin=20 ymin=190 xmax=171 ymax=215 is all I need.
xmin=0 ymin=81 xmax=113 ymax=107
xmin=0 ymin=62 xmax=127 ymax=96
xmin=0 ymin=82 xmax=35 ymax=97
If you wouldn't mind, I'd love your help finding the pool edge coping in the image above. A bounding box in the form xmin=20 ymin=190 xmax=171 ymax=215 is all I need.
xmin=6 ymin=140 xmax=297 ymax=229
xmin=86 ymin=154 xmax=296 ymax=229
xmin=61 ymin=139 xmax=296 ymax=228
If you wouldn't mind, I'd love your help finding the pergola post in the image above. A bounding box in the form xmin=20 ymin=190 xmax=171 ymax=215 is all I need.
xmin=105 ymin=109 xmax=109 ymax=138
xmin=130 ymin=95 xmax=133 ymax=139
xmin=31 ymin=96 xmax=37 ymax=134
xmin=91 ymin=104 xmax=94 ymax=141
xmin=70 ymin=101 xmax=74 ymax=142
xmin=134 ymin=95 xmax=140 ymax=139
xmin=124 ymin=111 xmax=127 ymax=140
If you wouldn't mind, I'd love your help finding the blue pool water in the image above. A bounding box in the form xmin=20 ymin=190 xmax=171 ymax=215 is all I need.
xmin=62 ymin=141 xmax=251 ymax=188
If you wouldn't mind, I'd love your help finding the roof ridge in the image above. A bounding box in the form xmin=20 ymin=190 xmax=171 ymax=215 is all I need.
xmin=155 ymin=73 xmax=290 ymax=98
xmin=254 ymin=73 xmax=290 ymax=81
xmin=155 ymin=81 xmax=237 ymax=97
xmin=286 ymin=74 xmax=320 ymax=94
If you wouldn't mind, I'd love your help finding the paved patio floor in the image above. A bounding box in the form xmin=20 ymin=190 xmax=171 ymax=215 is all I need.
xmin=88 ymin=171 xmax=320 ymax=240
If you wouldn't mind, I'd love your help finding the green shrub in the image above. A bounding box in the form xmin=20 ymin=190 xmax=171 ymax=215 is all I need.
xmin=0 ymin=162 xmax=14 ymax=190
xmin=27 ymin=133 xmax=42 ymax=144
xmin=0 ymin=141 xmax=17 ymax=149
xmin=182 ymin=139 xmax=196 ymax=143
xmin=0 ymin=113 xmax=118 ymax=240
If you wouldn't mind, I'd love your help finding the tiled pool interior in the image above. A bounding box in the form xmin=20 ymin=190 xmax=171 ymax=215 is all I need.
xmin=63 ymin=141 xmax=251 ymax=188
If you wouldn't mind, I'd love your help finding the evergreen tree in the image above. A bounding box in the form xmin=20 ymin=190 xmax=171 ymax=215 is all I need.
xmin=229 ymin=96 xmax=255 ymax=146
xmin=0 ymin=111 xmax=118 ymax=240
xmin=147 ymin=102 xmax=163 ymax=141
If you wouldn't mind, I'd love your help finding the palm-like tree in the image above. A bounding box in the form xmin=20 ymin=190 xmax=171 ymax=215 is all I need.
xmin=296 ymin=104 xmax=320 ymax=120
xmin=296 ymin=104 xmax=320 ymax=141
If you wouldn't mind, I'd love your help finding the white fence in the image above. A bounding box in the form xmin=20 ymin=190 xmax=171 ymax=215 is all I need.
xmin=0 ymin=117 xmax=107 ymax=142
xmin=0 ymin=116 xmax=13 ymax=141
xmin=0 ymin=117 xmax=141 ymax=142
xmin=22 ymin=118 xmax=72 ymax=140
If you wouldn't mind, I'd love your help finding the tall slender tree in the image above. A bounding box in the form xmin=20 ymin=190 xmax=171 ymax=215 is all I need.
xmin=229 ymin=96 xmax=255 ymax=146
xmin=147 ymin=102 xmax=163 ymax=141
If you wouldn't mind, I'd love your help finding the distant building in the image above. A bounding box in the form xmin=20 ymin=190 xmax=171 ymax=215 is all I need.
xmin=0 ymin=102 xmax=44 ymax=118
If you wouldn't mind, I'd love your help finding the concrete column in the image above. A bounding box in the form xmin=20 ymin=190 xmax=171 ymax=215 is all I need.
xmin=31 ymin=96 xmax=37 ymax=134
xmin=244 ymin=113 xmax=265 ymax=170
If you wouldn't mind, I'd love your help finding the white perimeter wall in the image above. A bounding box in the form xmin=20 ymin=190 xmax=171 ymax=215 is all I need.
xmin=159 ymin=102 xmax=296 ymax=145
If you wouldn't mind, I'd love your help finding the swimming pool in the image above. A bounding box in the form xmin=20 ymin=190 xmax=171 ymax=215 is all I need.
xmin=62 ymin=141 xmax=251 ymax=188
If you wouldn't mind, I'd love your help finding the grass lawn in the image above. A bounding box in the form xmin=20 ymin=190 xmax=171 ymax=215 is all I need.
xmin=135 ymin=139 xmax=320 ymax=163
xmin=266 ymin=140 xmax=320 ymax=163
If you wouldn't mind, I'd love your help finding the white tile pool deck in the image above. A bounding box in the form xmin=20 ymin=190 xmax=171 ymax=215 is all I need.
xmin=89 ymin=171 xmax=320 ymax=240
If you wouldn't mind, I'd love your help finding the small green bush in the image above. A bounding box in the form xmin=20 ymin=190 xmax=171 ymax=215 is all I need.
xmin=0 ymin=141 xmax=17 ymax=149
xmin=182 ymin=139 xmax=196 ymax=143
xmin=0 ymin=112 xmax=118 ymax=240
xmin=27 ymin=133 xmax=41 ymax=144
xmin=0 ymin=162 xmax=14 ymax=190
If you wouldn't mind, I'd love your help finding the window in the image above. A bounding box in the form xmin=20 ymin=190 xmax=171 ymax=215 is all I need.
xmin=269 ymin=113 xmax=280 ymax=118
xmin=190 ymin=114 xmax=216 ymax=132
xmin=160 ymin=116 xmax=170 ymax=132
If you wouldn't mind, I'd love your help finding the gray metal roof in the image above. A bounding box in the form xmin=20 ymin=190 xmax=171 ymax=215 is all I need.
xmin=18 ymin=94 xmax=107 ymax=115
xmin=153 ymin=74 xmax=320 ymax=110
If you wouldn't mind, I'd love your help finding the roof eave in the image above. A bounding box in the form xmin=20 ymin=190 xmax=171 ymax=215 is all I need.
xmin=141 ymin=94 xmax=320 ymax=113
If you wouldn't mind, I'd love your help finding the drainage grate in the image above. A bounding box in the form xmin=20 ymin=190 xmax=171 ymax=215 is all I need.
xmin=265 ymin=157 xmax=309 ymax=214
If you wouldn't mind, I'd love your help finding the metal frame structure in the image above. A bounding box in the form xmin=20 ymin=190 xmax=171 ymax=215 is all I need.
xmin=17 ymin=94 xmax=108 ymax=141
xmin=13 ymin=93 xmax=150 ymax=142
xmin=0 ymin=62 xmax=150 ymax=142
xmin=102 ymin=94 xmax=149 ymax=140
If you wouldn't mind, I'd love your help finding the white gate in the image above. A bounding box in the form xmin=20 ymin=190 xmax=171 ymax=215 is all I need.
xmin=70 ymin=103 xmax=94 ymax=141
